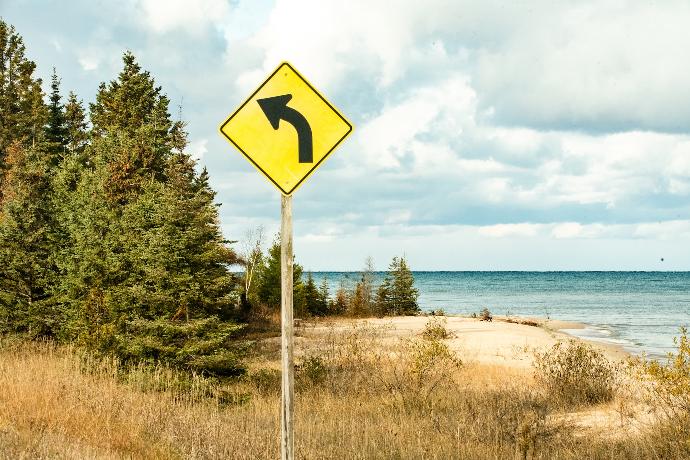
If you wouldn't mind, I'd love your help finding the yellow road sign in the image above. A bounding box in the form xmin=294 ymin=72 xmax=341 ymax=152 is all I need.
xmin=219 ymin=62 xmax=353 ymax=195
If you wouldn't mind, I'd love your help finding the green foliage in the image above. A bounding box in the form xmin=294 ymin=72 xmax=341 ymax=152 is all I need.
xmin=63 ymin=92 xmax=89 ymax=156
xmin=347 ymin=257 xmax=376 ymax=317
xmin=53 ymin=54 xmax=244 ymax=371
xmin=331 ymin=280 xmax=348 ymax=315
xmin=0 ymin=19 xmax=48 ymax=187
xmin=255 ymin=236 xmax=304 ymax=314
xmin=90 ymin=52 xmax=181 ymax=147
xmin=297 ymin=355 xmax=328 ymax=386
xmin=0 ymin=143 xmax=60 ymax=336
xmin=115 ymin=317 xmax=245 ymax=376
xmin=0 ymin=24 xmax=247 ymax=376
xmin=533 ymin=340 xmax=618 ymax=407
xmin=421 ymin=317 xmax=452 ymax=340
xmin=45 ymin=69 xmax=67 ymax=162
xmin=376 ymin=256 xmax=419 ymax=316
xmin=245 ymin=367 xmax=281 ymax=395
xmin=639 ymin=327 xmax=690 ymax=413
xmin=304 ymin=273 xmax=329 ymax=316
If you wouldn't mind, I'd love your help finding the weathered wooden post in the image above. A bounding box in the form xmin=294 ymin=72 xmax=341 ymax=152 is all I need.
xmin=280 ymin=194 xmax=294 ymax=459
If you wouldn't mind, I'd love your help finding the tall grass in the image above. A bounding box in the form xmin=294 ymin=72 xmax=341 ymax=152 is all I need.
xmin=1 ymin=323 xmax=689 ymax=459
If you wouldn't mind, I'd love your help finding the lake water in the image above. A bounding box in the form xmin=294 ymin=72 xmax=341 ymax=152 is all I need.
xmin=310 ymin=271 xmax=690 ymax=358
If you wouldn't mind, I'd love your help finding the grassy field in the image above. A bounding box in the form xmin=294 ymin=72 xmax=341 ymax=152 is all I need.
xmin=0 ymin=319 xmax=688 ymax=459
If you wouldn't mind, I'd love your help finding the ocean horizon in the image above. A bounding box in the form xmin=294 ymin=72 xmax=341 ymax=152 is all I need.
xmin=310 ymin=271 xmax=690 ymax=359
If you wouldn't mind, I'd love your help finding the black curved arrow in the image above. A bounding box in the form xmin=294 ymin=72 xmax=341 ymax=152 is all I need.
xmin=257 ymin=94 xmax=313 ymax=163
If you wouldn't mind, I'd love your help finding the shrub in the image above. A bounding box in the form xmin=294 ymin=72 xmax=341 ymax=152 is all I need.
xmin=638 ymin=327 xmax=690 ymax=415
xmin=114 ymin=317 xmax=247 ymax=377
xmin=246 ymin=367 xmax=281 ymax=395
xmin=480 ymin=308 xmax=492 ymax=322
xmin=297 ymin=355 xmax=328 ymax=386
xmin=378 ymin=337 xmax=462 ymax=412
xmin=533 ymin=340 xmax=618 ymax=406
xmin=421 ymin=317 xmax=453 ymax=340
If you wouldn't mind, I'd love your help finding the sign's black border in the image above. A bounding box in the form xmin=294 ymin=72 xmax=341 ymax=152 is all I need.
xmin=219 ymin=62 xmax=353 ymax=195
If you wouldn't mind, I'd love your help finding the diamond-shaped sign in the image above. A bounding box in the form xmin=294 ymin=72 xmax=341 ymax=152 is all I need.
xmin=219 ymin=62 xmax=353 ymax=195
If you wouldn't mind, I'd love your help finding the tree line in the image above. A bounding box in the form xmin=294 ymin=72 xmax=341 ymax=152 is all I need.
xmin=0 ymin=19 xmax=419 ymax=376
xmin=241 ymin=234 xmax=420 ymax=320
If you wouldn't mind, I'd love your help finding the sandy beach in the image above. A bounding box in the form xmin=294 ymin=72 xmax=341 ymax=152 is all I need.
xmin=302 ymin=315 xmax=630 ymax=370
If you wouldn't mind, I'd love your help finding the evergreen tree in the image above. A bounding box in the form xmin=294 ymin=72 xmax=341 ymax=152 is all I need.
xmin=57 ymin=53 xmax=244 ymax=374
xmin=0 ymin=143 xmax=59 ymax=336
xmin=332 ymin=279 xmax=348 ymax=315
xmin=303 ymin=273 xmax=319 ymax=316
xmin=304 ymin=273 xmax=329 ymax=316
xmin=63 ymin=92 xmax=89 ymax=156
xmin=0 ymin=20 xmax=48 ymax=194
xmin=348 ymin=257 xmax=376 ymax=317
xmin=376 ymin=256 xmax=419 ymax=316
xmin=256 ymin=236 xmax=305 ymax=314
xmin=45 ymin=68 xmax=67 ymax=161
xmin=0 ymin=21 xmax=57 ymax=336
xmin=318 ymin=277 xmax=331 ymax=315
xmin=87 ymin=52 xmax=185 ymax=205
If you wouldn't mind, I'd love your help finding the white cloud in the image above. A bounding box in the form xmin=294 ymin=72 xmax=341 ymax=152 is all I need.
xmin=475 ymin=1 xmax=690 ymax=132
xmin=77 ymin=54 xmax=100 ymax=71
xmin=634 ymin=221 xmax=690 ymax=240
xmin=355 ymin=76 xmax=476 ymax=171
xmin=479 ymin=223 xmax=542 ymax=238
xmin=134 ymin=0 xmax=231 ymax=35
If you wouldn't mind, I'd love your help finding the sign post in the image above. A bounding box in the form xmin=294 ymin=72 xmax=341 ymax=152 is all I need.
xmin=219 ymin=62 xmax=352 ymax=460
xmin=280 ymin=194 xmax=294 ymax=459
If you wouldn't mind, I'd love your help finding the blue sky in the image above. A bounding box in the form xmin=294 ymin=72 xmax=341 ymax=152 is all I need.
xmin=3 ymin=0 xmax=690 ymax=270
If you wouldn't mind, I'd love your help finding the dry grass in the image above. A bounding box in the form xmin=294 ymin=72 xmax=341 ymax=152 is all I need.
xmin=1 ymin=322 xmax=689 ymax=459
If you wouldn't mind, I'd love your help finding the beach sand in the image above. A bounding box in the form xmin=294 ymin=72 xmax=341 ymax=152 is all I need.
xmin=302 ymin=315 xmax=629 ymax=369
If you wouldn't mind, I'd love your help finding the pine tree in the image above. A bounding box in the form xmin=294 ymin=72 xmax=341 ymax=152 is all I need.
xmin=0 ymin=21 xmax=58 ymax=336
xmin=63 ymin=92 xmax=89 ymax=155
xmin=0 ymin=20 xmax=49 ymax=194
xmin=0 ymin=143 xmax=60 ymax=336
xmin=57 ymin=53 xmax=245 ymax=374
xmin=88 ymin=52 xmax=178 ymax=205
xmin=318 ymin=277 xmax=331 ymax=315
xmin=376 ymin=256 xmax=419 ymax=316
xmin=45 ymin=68 xmax=67 ymax=162
xmin=304 ymin=273 xmax=329 ymax=316
xmin=348 ymin=257 xmax=376 ymax=316
xmin=332 ymin=279 xmax=348 ymax=315
xmin=256 ymin=236 xmax=304 ymax=314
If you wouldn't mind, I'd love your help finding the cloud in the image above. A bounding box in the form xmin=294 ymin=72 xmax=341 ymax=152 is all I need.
xmin=235 ymin=0 xmax=690 ymax=134
xmin=134 ymin=0 xmax=231 ymax=35
xmin=6 ymin=0 xmax=690 ymax=269
xmin=479 ymin=223 xmax=542 ymax=238
xmin=474 ymin=1 xmax=690 ymax=133
xmin=77 ymin=55 xmax=99 ymax=71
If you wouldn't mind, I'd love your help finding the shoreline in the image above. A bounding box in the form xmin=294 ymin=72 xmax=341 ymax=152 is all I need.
xmin=306 ymin=314 xmax=631 ymax=369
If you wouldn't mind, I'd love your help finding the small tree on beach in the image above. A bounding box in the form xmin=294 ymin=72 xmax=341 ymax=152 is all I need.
xmin=332 ymin=279 xmax=348 ymax=315
xmin=376 ymin=256 xmax=419 ymax=316
xmin=346 ymin=257 xmax=376 ymax=317
xmin=255 ymin=235 xmax=305 ymax=315
xmin=304 ymin=273 xmax=329 ymax=317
